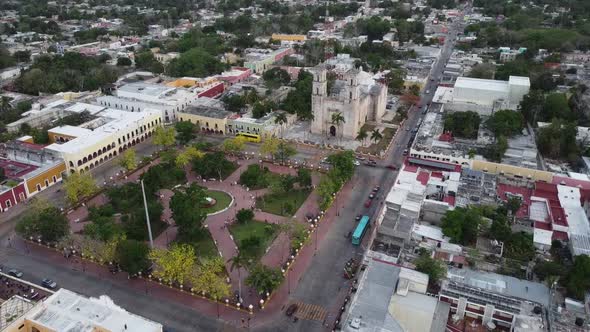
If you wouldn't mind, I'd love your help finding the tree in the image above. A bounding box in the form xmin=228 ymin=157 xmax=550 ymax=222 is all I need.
xmin=317 ymin=175 xmax=338 ymax=210
xmin=356 ymin=128 xmax=368 ymax=146
xmin=170 ymin=184 xmax=207 ymax=241
xmin=16 ymin=205 xmax=69 ymax=242
xmin=175 ymin=121 xmax=196 ymax=144
xmin=327 ymin=151 xmax=356 ymax=185
xmin=506 ymin=197 xmax=522 ymax=219
xmin=116 ymin=239 xmax=150 ymax=275
xmin=415 ymin=251 xmax=446 ymax=285
xmin=468 ymin=63 xmax=495 ymax=79
xmin=222 ymin=94 xmax=245 ymax=113
xmin=175 ymin=146 xmax=204 ymax=168
xmin=519 ymin=90 xmax=544 ymax=124
xmin=116 ymin=57 xmax=132 ymax=66
xmin=534 ymin=261 xmax=566 ymax=281
xmin=191 ymin=257 xmax=230 ymax=299
xmin=63 ymin=172 xmax=98 ymax=203
xmin=541 ymin=93 xmax=572 ymax=121
xmin=262 ymin=67 xmax=291 ymax=89
xmin=153 ymin=126 xmax=176 ymax=148
xmin=331 ymin=112 xmax=345 ymax=142
xmin=246 ymin=264 xmax=284 ymax=293
xmin=236 ymin=208 xmax=255 ymax=224
xmin=370 ymin=129 xmax=383 ymax=144
xmin=149 ymin=243 xmax=196 ymax=285
xmin=441 ymin=207 xmax=482 ymax=245
xmin=274 ymin=112 xmax=288 ymax=137
xmin=489 ymin=213 xmax=512 ymax=242
xmin=537 ymin=119 xmax=579 ymax=162
xmin=252 ymin=100 xmax=275 ymax=119
xmin=409 ymin=84 xmax=421 ymax=96
xmin=274 ymin=142 xmax=296 ymax=164
xmin=222 ymin=136 xmax=247 ymax=154
xmin=119 ymin=149 xmax=137 ymax=171
xmin=192 ymin=151 xmax=236 ymax=179
xmin=260 ymin=136 xmax=279 ymax=159
xmin=135 ymin=51 xmax=164 ymax=73
xmin=228 ymin=253 xmax=248 ymax=299
xmin=566 ymin=255 xmax=590 ymax=300
xmin=166 ymin=47 xmax=227 ymax=77
xmin=297 ymin=168 xmax=312 ymax=188
xmin=485 ymin=109 xmax=524 ymax=137
xmin=282 ymin=70 xmax=313 ymax=119
xmin=444 ymin=111 xmax=481 ymax=139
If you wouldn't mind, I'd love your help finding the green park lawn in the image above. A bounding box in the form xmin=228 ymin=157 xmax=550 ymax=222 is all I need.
xmin=255 ymin=189 xmax=311 ymax=217
xmin=179 ymin=230 xmax=219 ymax=258
xmin=203 ymin=190 xmax=232 ymax=214
xmin=229 ymin=220 xmax=279 ymax=263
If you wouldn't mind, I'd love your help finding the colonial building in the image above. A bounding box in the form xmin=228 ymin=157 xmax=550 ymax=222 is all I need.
xmin=310 ymin=63 xmax=387 ymax=140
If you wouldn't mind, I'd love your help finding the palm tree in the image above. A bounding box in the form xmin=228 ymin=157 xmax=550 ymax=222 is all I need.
xmin=370 ymin=129 xmax=383 ymax=145
xmin=274 ymin=112 xmax=288 ymax=138
xmin=228 ymin=253 xmax=248 ymax=301
xmin=356 ymin=129 xmax=368 ymax=147
xmin=331 ymin=112 xmax=345 ymax=142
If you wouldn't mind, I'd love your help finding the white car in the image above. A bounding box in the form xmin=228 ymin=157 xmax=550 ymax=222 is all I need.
xmin=353 ymin=160 xmax=361 ymax=166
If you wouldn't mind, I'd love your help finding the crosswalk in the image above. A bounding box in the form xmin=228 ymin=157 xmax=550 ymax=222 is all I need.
xmin=293 ymin=301 xmax=327 ymax=322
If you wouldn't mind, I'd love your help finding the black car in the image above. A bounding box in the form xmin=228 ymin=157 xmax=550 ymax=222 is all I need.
xmin=41 ymin=278 xmax=57 ymax=289
xmin=355 ymin=215 xmax=362 ymax=221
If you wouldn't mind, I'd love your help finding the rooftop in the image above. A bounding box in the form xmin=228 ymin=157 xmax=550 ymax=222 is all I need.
xmin=118 ymin=82 xmax=174 ymax=97
xmin=27 ymin=289 xmax=162 ymax=332
xmin=454 ymin=77 xmax=510 ymax=94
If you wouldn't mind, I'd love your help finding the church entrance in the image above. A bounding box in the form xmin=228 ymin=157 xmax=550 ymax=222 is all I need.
xmin=329 ymin=125 xmax=336 ymax=136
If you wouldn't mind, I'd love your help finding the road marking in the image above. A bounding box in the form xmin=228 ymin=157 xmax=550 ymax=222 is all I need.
xmin=293 ymin=301 xmax=327 ymax=321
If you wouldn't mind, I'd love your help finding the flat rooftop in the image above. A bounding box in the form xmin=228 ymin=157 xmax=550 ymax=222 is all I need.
xmin=29 ymin=289 xmax=162 ymax=332
xmin=118 ymin=82 xmax=174 ymax=97
xmin=0 ymin=159 xmax=38 ymax=179
xmin=454 ymin=77 xmax=510 ymax=93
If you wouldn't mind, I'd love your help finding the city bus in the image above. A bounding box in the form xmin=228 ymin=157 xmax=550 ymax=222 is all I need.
xmin=236 ymin=132 xmax=261 ymax=143
xmin=352 ymin=216 xmax=370 ymax=245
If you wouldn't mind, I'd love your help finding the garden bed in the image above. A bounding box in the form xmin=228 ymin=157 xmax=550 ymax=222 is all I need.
xmin=203 ymin=190 xmax=232 ymax=214
xmin=255 ymin=189 xmax=311 ymax=217
xmin=229 ymin=220 xmax=279 ymax=263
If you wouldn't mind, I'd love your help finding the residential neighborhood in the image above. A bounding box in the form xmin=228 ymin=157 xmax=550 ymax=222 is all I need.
xmin=1 ymin=0 xmax=590 ymax=332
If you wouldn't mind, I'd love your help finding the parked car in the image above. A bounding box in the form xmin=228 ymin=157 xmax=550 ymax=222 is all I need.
xmin=364 ymin=199 xmax=372 ymax=208
xmin=369 ymin=193 xmax=375 ymax=199
xmin=286 ymin=303 xmax=299 ymax=317
xmin=373 ymin=186 xmax=380 ymax=192
xmin=355 ymin=215 xmax=362 ymax=221
xmin=7 ymin=269 xmax=23 ymax=278
xmin=353 ymin=160 xmax=360 ymax=166
xmin=364 ymin=160 xmax=377 ymax=167
xmin=402 ymin=149 xmax=408 ymax=156
xmin=386 ymin=165 xmax=398 ymax=170
xmin=41 ymin=278 xmax=57 ymax=289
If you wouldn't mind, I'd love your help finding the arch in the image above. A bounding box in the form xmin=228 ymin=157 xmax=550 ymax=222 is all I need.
xmin=93 ymin=152 xmax=98 ymax=158
xmin=85 ymin=166 xmax=90 ymax=171
xmin=94 ymin=161 xmax=99 ymax=167
xmin=113 ymin=151 xmax=117 ymax=156
xmin=69 ymin=161 xmax=74 ymax=168
xmin=119 ymin=147 xmax=123 ymax=153
xmin=102 ymin=147 xmax=107 ymax=154
xmin=109 ymin=153 xmax=113 ymax=158
xmin=89 ymin=163 xmax=94 ymax=170
xmin=70 ymin=169 xmax=76 ymax=174
xmin=329 ymin=125 xmax=336 ymax=137
xmin=99 ymin=158 xmax=103 ymax=163
xmin=83 ymin=157 xmax=88 ymax=163
xmin=77 ymin=160 xmax=82 ymax=166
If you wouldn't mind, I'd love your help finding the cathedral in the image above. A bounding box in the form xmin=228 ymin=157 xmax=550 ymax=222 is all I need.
xmin=310 ymin=60 xmax=388 ymax=140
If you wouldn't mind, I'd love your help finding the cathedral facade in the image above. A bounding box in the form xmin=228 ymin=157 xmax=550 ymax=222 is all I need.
xmin=310 ymin=64 xmax=387 ymax=140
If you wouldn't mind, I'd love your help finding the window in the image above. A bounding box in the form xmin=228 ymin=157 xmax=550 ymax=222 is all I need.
xmin=45 ymin=180 xmax=49 ymax=187
xmin=36 ymin=184 xmax=41 ymax=191
xmin=52 ymin=176 xmax=57 ymax=183
xmin=19 ymin=193 xmax=25 ymax=201
xmin=5 ymin=200 xmax=11 ymax=208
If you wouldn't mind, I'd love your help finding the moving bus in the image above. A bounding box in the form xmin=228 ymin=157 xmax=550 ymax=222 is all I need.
xmin=352 ymin=216 xmax=370 ymax=245
xmin=236 ymin=132 xmax=261 ymax=143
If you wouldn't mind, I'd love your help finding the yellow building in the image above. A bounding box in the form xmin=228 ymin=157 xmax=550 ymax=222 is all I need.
xmin=166 ymin=76 xmax=219 ymax=88
xmin=3 ymin=289 xmax=163 ymax=332
xmin=24 ymin=161 xmax=67 ymax=196
xmin=471 ymin=160 xmax=553 ymax=182
xmin=271 ymin=34 xmax=307 ymax=42
xmin=177 ymin=98 xmax=233 ymax=134
xmin=45 ymin=105 xmax=163 ymax=173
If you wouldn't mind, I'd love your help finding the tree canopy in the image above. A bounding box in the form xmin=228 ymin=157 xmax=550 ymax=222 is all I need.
xmin=441 ymin=207 xmax=481 ymax=245
xmin=443 ymin=111 xmax=481 ymax=139
xmin=485 ymin=110 xmax=524 ymax=137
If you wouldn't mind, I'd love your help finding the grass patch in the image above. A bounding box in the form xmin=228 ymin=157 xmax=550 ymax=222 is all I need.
xmin=356 ymin=127 xmax=396 ymax=155
xmin=229 ymin=220 xmax=279 ymax=263
xmin=255 ymin=189 xmax=311 ymax=217
xmin=177 ymin=230 xmax=219 ymax=259
xmin=203 ymin=190 xmax=232 ymax=214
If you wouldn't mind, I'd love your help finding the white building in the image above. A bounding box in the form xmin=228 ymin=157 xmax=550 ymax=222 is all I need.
xmin=2 ymin=288 xmax=163 ymax=332
xmin=311 ymin=64 xmax=387 ymax=139
xmin=45 ymin=105 xmax=162 ymax=173
xmin=436 ymin=76 xmax=530 ymax=116
xmin=95 ymin=82 xmax=198 ymax=123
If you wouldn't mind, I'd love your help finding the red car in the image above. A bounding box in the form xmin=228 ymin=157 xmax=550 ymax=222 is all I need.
xmin=364 ymin=199 xmax=372 ymax=208
xmin=386 ymin=165 xmax=398 ymax=170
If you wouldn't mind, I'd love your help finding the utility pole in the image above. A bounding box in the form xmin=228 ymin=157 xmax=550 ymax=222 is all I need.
xmin=141 ymin=180 xmax=154 ymax=248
